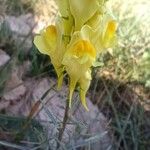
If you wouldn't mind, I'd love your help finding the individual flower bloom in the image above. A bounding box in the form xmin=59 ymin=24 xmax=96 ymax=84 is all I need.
xmin=56 ymin=0 xmax=74 ymax=37
xmin=69 ymin=0 xmax=101 ymax=30
xmin=33 ymin=25 xmax=64 ymax=89
xmin=80 ymin=15 xmax=118 ymax=54
xmin=102 ymin=20 xmax=117 ymax=48
xmin=34 ymin=25 xmax=57 ymax=54
xmin=99 ymin=16 xmax=118 ymax=49
xmin=62 ymin=38 xmax=96 ymax=110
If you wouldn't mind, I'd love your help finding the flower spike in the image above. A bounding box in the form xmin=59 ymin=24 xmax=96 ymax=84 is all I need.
xmin=34 ymin=0 xmax=117 ymax=111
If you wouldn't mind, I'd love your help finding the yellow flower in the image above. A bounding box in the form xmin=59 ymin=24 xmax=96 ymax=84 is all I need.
xmin=62 ymin=39 xmax=96 ymax=110
xmin=33 ymin=0 xmax=117 ymax=111
xmin=97 ymin=16 xmax=117 ymax=49
xmin=102 ymin=20 xmax=117 ymax=48
xmin=34 ymin=25 xmax=64 ymax=89
xmin=69 ymin=0 xmax=101 ymax=30
xmin=34 ymin=25 xmax=57 ymax=54
xmin=56 ymin=0 xmax=74 ymax=37
xmin=84 ymin=11 xmax=118 ymax=53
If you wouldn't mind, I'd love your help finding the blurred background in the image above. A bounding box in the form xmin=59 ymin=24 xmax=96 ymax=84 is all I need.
xmin=0 ymin=0 xmax=150 ymax=149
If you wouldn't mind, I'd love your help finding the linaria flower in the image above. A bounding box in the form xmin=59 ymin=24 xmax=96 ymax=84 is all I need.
xmin=34 ymin=25 xmax=64 ymax=89
xmin=62 ymin=39 xmax=96 ymax=110
xmin=34 ymin=0 xmax=117 ymax=110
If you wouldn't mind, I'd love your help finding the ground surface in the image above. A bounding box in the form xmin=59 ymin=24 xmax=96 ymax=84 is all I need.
xmin=0 ymin=0 xmax=150 ymax=149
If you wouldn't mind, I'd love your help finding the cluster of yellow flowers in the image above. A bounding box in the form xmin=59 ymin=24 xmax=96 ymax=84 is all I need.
xmin=34 ymin=0 xmax=117 ymax=111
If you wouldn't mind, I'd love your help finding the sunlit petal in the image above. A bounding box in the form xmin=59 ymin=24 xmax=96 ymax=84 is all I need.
xmin=102 ymin=20 xmax=117 ymax=48
xmin=69 ymin=0 xmax=100 ymax=30
xmin=34 ymin=25 xmax=57 ymax=56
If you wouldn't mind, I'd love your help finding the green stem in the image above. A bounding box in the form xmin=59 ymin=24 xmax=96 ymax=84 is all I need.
xmin=57 ymin=99 xmax=70 ymax=148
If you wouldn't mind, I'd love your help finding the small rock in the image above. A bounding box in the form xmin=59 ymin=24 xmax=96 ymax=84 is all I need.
xmin=0 ymin=49 xmax=10 ymax=67
xmin=1 ymin=67 xmax=28 ymax=115
xmin=3 ymin=68 xmax=26 ymax=101
xmin=0 ymin=100 xmax=9 ymax=111
xmin=0 ymin=14 xmax=35 ymax=52
xmin=17 ymin=60 xmax=31 ymax=79
xmin=5 ymin=14 xmax=35 ymax=36
xmin=32 ymin=78 xmax=112 ymax=150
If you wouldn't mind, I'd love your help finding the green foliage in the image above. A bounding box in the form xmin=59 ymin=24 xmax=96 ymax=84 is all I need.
xmin=0 ymin=21 xmax=13 ymax=94
xmin=0 ymin=21 xmax=15 ymax=56
xmin=0 ymin=0 xmax=150 ymax=149
xmin=139 ymin=51 xmax=150 ymax=87
xmin=91 ymin=0 xmax=150 ymax=149
xmin=0 ymin=114 xmax=47 ymax=149
xmin=28 ymin=46 xmax=54 ymax=77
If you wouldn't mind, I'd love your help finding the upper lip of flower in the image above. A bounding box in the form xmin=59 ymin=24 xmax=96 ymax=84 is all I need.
xmin=69 ymin=0 xmax=101 ymax=30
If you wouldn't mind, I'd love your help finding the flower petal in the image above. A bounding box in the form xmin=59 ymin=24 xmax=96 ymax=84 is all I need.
xmin=34 ymin=25 xmax=57 ymax=56
xmin=56 ymin=0 xmax=70 ymax=17
xmin=62 ymin=39 xmax=96 ymax=110
xmin=43 ymin=25 xmax=57 ymax=50
xmin=56 ymin=0 xmax=74 ymax=39
xmin=68 ymin=77 xmax=78 ymax=108
xmin=34 ymin=35 xmax=49 ymax=55
xmin=86 ymin=10 xmax=102 ymax=29
xmin=69 ymin=0 xmax=100 ymax=30
xmin=79 ymin=70 xmax=91 ymax=111
xmin=102 ymin=20 xmax=117 ymax=48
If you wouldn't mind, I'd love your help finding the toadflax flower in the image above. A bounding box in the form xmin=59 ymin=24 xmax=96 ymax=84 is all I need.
xmin=34 ymin=25 xmax=64 ymax=89
xmin=34 ymin=0 xmax=117 ymax=110
xmin=62 ymin=39 xmax=96 ymax=110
